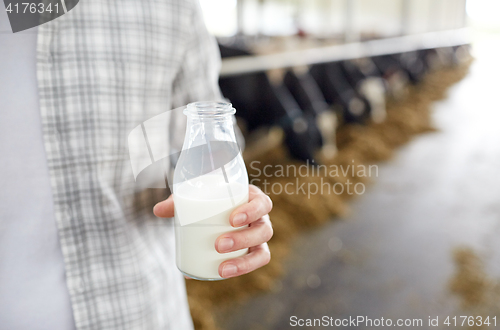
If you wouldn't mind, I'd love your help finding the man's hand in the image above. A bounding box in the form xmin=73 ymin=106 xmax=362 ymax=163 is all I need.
xmin=153 ymin=184 xmax=273 ymax=278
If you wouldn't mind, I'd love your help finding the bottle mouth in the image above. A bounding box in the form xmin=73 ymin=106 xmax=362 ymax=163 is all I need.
xmin=184 ymin=101 xmax=236 ymax=118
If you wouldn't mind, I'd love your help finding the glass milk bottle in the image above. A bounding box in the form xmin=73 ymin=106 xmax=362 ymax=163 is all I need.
xmin=173 ymin=101 xmax=249 ymax=280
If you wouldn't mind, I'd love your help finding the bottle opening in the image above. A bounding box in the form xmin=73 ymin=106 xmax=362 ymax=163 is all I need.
xmin=184 ymin=101 xmax=236 ymax=118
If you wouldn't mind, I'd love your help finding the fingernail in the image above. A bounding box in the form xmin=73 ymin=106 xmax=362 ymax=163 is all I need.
xmin=217 ymin=238 xmax=234 ymax=252
xmin=232 ymin=213 xmax=247 ymax=226
xmin=153 ymin=203 xmax=160 ymax=214
xmin=222 ymin=264 xmax=238 ymax=278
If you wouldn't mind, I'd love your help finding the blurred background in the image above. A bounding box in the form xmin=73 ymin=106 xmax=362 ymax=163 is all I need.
xmin=185 ymin=1 xmax=500 ymax=329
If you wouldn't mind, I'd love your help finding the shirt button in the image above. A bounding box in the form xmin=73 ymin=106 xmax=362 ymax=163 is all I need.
xmin=75 ymin=278 xmax=85 ymax=293
xmin=62 ymin=205 xmax=71 ymax=218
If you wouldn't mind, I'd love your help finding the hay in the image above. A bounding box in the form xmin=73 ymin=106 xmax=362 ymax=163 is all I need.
xmin=449 ymin=247 xmax=500 ymax=329
xmin=186 ymin=60 xmax=472 ymax=330
xmin=450 ymin=247 xmax=491 ymax=309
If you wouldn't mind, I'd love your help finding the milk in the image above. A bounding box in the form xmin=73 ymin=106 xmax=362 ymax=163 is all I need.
xmin=173 ymin=175 xmax=248 ymax=280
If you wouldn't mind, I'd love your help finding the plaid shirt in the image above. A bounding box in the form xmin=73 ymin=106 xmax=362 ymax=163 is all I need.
xmin=37 ymin=0 xmax=221 ymax=328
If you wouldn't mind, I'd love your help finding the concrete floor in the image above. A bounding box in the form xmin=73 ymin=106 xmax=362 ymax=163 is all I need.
xmin=217 ymin=34 xmax=500 ymax=330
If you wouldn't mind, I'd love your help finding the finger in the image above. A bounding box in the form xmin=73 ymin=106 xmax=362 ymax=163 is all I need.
xmin=230 ymin=185 xmax=273 ymax=227
xmin=153 ymin=195 xmax=174 ymax=218
xmin=218 ymin=243 xmax=271 ymax=278
xmin=215 ymin=215 xmax=273 ymax=253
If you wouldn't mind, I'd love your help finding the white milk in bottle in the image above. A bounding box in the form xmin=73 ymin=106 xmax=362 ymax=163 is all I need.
xmin=174 ymin=175 xmax=248 ymax=279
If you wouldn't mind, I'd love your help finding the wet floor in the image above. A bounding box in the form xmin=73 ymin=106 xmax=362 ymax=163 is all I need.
xmin=216 ymin=34 xmax=500 ymax=330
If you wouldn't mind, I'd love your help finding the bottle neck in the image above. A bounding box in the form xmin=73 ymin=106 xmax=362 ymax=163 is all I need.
xmin=182 ymin=102 xmax=238 ymax=149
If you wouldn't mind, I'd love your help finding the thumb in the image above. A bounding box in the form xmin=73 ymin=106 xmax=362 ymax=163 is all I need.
xmin=153 ymin=195 xmax=174 ymax=218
